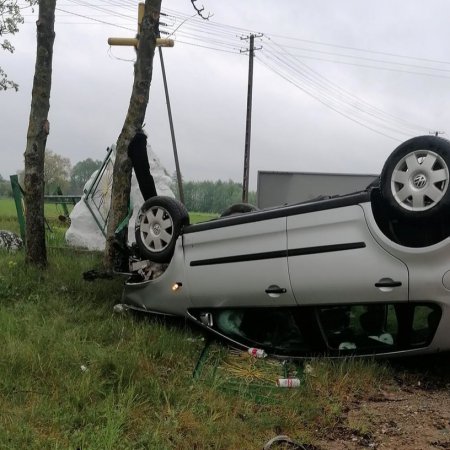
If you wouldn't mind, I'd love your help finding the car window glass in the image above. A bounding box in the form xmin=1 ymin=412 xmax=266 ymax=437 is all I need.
xmin=214 ymin=309 xmax=311 ymax=355
xmin=318 ymin=305 xmax=398 ymax=351
xmin=411 ymin=305 xmax=441 ymax=346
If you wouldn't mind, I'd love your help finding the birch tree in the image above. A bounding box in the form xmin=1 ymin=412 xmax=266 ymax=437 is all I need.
xmin=23 ymin=0 xmax=56 ymax=267
xmin=104 ymin=0 xmax=162 ymax=268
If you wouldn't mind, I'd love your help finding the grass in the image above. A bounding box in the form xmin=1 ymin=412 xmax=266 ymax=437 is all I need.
xmin=0 ymin=197 xmax=72 ymax=219
xmin=0 ymin=197 xmax=74 ymax=247
xmin=0 ymin=198 xmax=217 ymax=224
xmin=0 ymin=246 xmax=392 ymax=449
xmin=189 ymin=211 xmax=218 ymax=223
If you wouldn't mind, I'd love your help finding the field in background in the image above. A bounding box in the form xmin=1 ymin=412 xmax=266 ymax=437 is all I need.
xmin=0 ymin=198 xmax=72 ymax=218
xmin=0 ymin=198 xmax=216 ymax=224
xmin=0 ymin=198 xmax=217 ymax=246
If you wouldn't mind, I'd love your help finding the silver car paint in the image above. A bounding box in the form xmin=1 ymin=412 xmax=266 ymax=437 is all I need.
xmin=183 ymin=216 xmax=297 ymax=308
xmin=122 ymin=238 xmax=190 ymax=316
xmin=287 ymin=204 xmax=408 ymax=305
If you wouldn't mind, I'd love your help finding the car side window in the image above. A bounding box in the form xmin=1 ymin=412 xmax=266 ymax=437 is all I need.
xmin=317 ymin=305 xmax=397 ymax=352
xmin=213 ymin=308 xmax=315 ymax=356
xmin=317 ymin=303 xmax=441 ymax=353
xmin=410 ymin=305 xmax=441 ymax=346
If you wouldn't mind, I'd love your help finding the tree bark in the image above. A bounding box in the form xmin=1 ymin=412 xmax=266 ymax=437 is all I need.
xmin=104 ymin=0 xmax=162 ymax=269
xmin=23 ymin=0 xmax=56 ymax=268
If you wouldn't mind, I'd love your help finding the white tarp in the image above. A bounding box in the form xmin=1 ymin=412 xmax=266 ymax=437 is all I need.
xmin=65 ymin=145 xmax=174 ymax=250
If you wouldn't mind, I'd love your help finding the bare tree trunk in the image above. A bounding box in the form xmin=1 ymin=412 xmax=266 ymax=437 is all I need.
xmin=104 ymin=0 xmax=162 ymax=269
xmin=24 ymin=0 xmax=56 ymax=268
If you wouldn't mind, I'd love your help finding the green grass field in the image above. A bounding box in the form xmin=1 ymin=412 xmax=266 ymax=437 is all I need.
xmin=0 ymin=197 xmax=216 ymax=226
xmin=0 ymin=197 xmax=217 ymax=248
xmin=0 ymin=198 xmax=72 ymax=218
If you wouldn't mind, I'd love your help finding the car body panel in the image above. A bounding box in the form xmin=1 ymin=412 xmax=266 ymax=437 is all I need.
xmin=361 ymin=202 xmax=450 ymax=304
xmin=122 ymin=239 xmax=191 ymax=316
xmin=183 ymin=216 xmax=297 ymax=307
xmin=287 ymin=204 xmax=409 ymax=304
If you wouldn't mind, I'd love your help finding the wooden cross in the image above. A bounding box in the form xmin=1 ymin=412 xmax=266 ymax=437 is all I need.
xmin=108 ymin=3 xmax=174 ymax=49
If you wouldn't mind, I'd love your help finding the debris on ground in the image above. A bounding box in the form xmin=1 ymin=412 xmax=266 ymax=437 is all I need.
xmin=0 ymin=230 xmax=23 ymax=251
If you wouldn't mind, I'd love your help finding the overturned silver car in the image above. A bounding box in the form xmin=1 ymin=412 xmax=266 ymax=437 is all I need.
xmin=122 ymin=135 xmax=450 ymax=358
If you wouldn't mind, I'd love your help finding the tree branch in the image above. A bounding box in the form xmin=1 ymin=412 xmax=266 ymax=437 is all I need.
xmin=190 ymin=0 xmax=213 ymax=20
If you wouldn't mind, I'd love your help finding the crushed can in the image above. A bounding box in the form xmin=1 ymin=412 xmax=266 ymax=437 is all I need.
xmin=276 ymin=378 xmax=301 ymax=388
xmin=248 ymin=347 xmax=267 ymax=358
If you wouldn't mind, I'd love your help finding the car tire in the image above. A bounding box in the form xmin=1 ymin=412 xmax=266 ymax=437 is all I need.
xmin=380 ymin=135 xmax=450 ymax=219
xmin=135 ymin=196 xmax=189 ymax=263
xmin=220 ymin=203 xmax=259 ymax=217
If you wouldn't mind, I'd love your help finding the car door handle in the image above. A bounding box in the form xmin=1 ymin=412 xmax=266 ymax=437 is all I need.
xmin=265 ymin=286 xmax=287 ymax=294
xmin=375 ymin=280 xmax=402 ymax=288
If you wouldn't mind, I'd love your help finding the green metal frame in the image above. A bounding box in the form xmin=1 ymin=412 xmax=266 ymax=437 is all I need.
xmin=9 ymin=175 xmax=82 ymax=243
xmin=10 ymin=175 xmax=26 ymax=242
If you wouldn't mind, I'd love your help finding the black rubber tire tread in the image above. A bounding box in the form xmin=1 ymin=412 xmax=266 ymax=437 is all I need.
xmin=220 ymin=203 xmax=259 ymax=217
xmin=380 ymin=135 xmax=450 ymax=220
xmin=135 ymin=196 xmax=189 ymax=263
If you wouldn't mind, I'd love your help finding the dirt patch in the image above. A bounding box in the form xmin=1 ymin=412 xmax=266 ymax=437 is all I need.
xmin=317 ymin=354 xmax=450 ymax=450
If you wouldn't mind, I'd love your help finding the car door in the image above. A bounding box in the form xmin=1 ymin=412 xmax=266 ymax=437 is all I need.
xmin=287 ymin=204 xmax=409 ymax=305
xmin=183 ymin=215 xmax=297 ymax=308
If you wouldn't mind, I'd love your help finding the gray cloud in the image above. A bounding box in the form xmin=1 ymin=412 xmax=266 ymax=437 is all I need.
xmin=2 ymin=0 xmax=450 ymax=190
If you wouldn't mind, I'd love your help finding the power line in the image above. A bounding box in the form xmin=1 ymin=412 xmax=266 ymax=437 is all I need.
xmin=268 ymin=33 xmax=450 ymax=66
xmin=274 ymin=52 xmax=450 ymax=80
xmin=265 ymin=37 xmax=431 ymax=133
xmin=275 ymin=45 xmax=450 ymax=74
xmin=54 ymin=7 xmax=134 ymax=31
xmin=257 ymin=55 xmax=402 ymax=142
xmin=258 ymin=41 xmax=430 ymax=139
xmin=21 ymin=1 xmax=438 ymax=140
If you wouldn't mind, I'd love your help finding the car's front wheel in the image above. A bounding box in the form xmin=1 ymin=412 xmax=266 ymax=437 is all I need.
xmin=135 ymin=196 xmax=189 ymax=263
xmin=380 ymin=135 xmax=450 ymax=219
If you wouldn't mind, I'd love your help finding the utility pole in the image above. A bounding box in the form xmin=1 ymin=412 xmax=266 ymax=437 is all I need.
xmin=241 ymin=33 xmax=262 ymax=203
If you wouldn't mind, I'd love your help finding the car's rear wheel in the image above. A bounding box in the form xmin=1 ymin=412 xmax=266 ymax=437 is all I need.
xmin=135 ymin=196 xmax=189 ymax=263
xmin=380 ymin=136 xmax=450 ymax=219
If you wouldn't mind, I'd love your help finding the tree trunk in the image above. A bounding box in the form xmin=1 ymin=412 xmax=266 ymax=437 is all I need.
xmin=23 ymin=0 xmax=56 ymax=268
xmin=104 ymin=0 xmax=162 ymax=269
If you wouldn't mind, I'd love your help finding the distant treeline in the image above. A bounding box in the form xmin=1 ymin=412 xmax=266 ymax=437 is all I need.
xmin=0 ymin=172 xmax=258 ymax=215
xmin=172 ymin=179 xmax=257 ymax=214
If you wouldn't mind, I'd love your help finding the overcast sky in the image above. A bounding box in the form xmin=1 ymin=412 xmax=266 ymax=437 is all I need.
xmin=2 ymin=0 xmax=450 ymax=189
